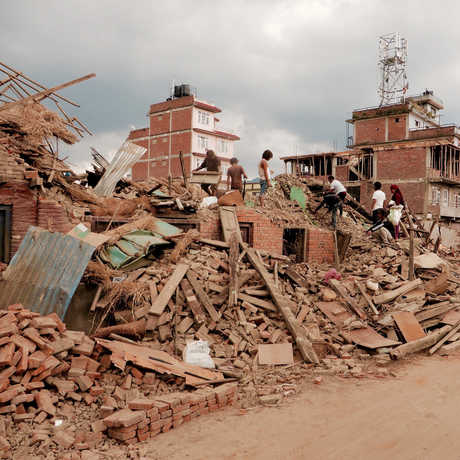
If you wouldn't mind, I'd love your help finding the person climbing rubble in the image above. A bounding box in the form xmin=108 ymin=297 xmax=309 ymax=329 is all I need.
xmin=367 ymin=208 xmax=394 ymax=243
xmin=371 ymin=181 xmax=386 ymax=223
xmin=314 ymin=189 xmax=340 ymax=229
xmin=327 ymin=175 xmax=346 ymax=217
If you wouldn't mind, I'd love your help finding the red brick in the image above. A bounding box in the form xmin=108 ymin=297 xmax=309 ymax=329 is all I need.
xmin=54 ymin=430 xmax=75 ymax=449
xmin=103 ymin=408 xmax=146 ymax=428
xmin=128 ymin=398 xmax=155 ymax=410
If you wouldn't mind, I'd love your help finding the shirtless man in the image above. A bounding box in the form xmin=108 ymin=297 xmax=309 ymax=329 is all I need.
xmin=226 ymin=157 xmax=248 ymax=192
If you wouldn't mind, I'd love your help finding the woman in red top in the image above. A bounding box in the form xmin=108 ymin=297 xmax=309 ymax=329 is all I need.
xmin=390 ymin=184 xmax=405 ymax=206
xmin=389 ymin=184 xmax=405 ymax=239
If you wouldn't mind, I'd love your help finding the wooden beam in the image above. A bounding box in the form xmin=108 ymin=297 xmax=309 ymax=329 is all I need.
xmin=328 ymin=279 xmax=367 ymax=320
xmin=186 ymin=270 xmax=219 ymax=322
xmin=0 ymin=73 xmax=96 ymax=112
xmin=246 ymin=248 xmax=319 ymax=364
xmin=149 ymin=263 xmax=189 ymax=315
xmin=429 ymin=319 xmax=460 ymax=355
xmin=372 ymin=279 xmax=422 ymax=305
xmin=390 ymin=325 xmax=452 ymax=359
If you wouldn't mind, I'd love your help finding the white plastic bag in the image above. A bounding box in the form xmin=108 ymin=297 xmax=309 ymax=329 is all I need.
xmin=199 ymin=196 xmax=218 ymax=209
xmin=388 ymin=204 xmax=403 ymax=226
xmin=183 ymin=340 xmax=215 ymax=369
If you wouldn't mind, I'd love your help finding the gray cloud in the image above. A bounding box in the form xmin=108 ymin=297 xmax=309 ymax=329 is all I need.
xmin=2 ymin=0 xmax=460 ymax=176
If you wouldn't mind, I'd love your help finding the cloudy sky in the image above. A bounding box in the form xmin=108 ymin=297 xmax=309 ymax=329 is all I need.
xmin=2 ymin=0 xmax=460 ymax=176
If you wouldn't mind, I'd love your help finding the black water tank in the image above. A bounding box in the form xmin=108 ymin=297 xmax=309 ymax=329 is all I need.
xmin=174 ymin=84 xmax=192 ymax=98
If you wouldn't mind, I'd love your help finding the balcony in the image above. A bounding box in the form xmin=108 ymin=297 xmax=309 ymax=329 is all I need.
xmin=409 ymin=124 xmax=459 ymax=141
xmin=440 ymin=204 xmax=460 ymax=218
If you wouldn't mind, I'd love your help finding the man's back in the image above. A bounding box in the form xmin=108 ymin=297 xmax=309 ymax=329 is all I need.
xmin=228 ymin=165 xmax=244 ymax=188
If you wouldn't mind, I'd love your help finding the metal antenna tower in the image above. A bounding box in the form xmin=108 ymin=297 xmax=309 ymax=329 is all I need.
xmin=378 ymin=33 xmax=408 ymax=106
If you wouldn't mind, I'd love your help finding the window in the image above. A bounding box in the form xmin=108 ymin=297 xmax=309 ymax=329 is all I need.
xmin=395 ymin=118 xmax=400 ymax=123
xmin=198 ymin=135 xmax=208 ymax=150
xmin=442 ymin=189 xmax=449 ymax=204
xmin=431 ymin=187 xmax=440 ymax=204
xmin=415 ymin=120 xmax=420 ymax=127
xmin=197 ymin=111 xmax=210 ymax=125
xmin=455 ymin=194 xmax=460 ymax=208
xmin=162 ymin=138 xmax=168 ymax=143
xmin=158 ymin=116 xmax=162 ymax=121
xmin=218 ymin=139 xmax=227 ymax=153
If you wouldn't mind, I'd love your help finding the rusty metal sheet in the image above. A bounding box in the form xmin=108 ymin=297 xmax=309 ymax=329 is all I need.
xmin=442 ymin=308 xmax=460 ymax=326
xmin=316 ymin=301 xmax=354 ymax=327
xmin=0 ymin=226 xmax=95 ymax=319
xmin=344 ymin=327 xmax=400 ymax=349
xmin=258 ymin=343 xmax=294 ymax=365
xmin=392 ymin=311 xmax=425 ymax=342
xmin=93 ymin=141 xmax=146 ymax=197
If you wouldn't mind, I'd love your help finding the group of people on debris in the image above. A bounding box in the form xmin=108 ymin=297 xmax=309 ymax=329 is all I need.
xmin=192 ymin=149 xmax=274 ymax=206
xmin=314 ymin=176 xmax=405 ymax=240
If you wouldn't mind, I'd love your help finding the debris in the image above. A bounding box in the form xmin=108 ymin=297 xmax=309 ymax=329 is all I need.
xmin=373 ymin=279 xmax=423 ymax=305
xmin=258 ymin=343 xmax=294 ymax=365
xmin=392 ymin=311 xmax=425 ymax=342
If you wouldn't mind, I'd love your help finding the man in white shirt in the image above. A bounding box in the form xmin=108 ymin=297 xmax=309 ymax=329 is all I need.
xmin=327 ymin=175 xmax=346 ymax=216
xmin=371 ymin=181 xmax=386 ymax=222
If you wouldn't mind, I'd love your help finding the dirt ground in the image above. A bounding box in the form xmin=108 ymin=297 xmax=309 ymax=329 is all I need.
xmin=135 ymin=354 xmax=460 ymax=460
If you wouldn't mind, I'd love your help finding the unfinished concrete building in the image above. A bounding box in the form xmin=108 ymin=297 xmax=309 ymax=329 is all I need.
xmin=281 ymin=91 xmax=460 ymax=244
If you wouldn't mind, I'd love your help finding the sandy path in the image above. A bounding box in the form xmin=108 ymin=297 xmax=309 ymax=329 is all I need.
xmin=139 ymin=355 xmax=460 ymax=460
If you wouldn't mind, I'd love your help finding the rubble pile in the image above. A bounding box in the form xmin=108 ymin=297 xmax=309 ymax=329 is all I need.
xmin=0 ymin=303 xmax=237 ymax=457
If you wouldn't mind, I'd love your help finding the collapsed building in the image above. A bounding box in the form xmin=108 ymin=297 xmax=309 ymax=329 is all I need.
xmin=281 ymin=91 xmax=460 ymax=248
xmin=1 ymin=63 xmax=460 ymax=458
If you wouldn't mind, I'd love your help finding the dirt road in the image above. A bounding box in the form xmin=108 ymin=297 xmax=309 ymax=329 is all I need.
xmin=138 ymin=355 xmax=460 ymax=460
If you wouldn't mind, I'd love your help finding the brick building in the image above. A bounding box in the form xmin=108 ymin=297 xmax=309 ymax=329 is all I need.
xmin=281 ymin=91 xmax=460 ymax=240
xmin=127 ymin=85 xmax=240 ymax=182
xmin=0 ymin=151 xmax=74 ymax=263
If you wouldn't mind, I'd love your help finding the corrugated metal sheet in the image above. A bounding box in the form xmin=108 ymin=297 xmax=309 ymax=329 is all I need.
xmin=0 ymin=227 xmax=95 ymax=319
xmin=93 ymin=141 xmax=146 ymax=196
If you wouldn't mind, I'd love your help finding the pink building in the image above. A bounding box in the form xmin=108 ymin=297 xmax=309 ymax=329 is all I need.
xmin=127 ymin=85 xmax=240 ymax=181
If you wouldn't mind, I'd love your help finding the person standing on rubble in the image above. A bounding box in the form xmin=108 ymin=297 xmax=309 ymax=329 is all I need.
xmin=327 ymin=175 xmax=346 ymax=217
xmin=258 ymin=149 xmax=273 ymax=206
xmin=388 ymin=184 xmax=405 ymax=239
xmin=371 ymin=181 xmax=386 ymax=223
xmin=227 ymin=157 xmax=248 ymax=193
xmin=193 ymin=149 xmax=221 ymax=195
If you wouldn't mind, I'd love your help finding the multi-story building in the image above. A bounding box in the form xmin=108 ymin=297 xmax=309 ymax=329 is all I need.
xmin=282 ymin=91 xmax=460 ymax=220
xmin=127 ymin=85 xmax=240 ymax=182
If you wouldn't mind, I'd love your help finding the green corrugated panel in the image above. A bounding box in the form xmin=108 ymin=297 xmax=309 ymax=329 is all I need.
xmin=290 ymin=186 xmax=306 ymax=210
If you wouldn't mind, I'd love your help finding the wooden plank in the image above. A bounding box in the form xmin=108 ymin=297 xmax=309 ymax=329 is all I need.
xmin=186 ymin=270 xmax=219 ymax=322
xmin=441 ymin=308 xmax=460 ymax=326
xmin=246 ymin=248 xmax=319 ymax=364
xmin=258 ymin=343 xmax=294 ymax=365
xmin=149 ymin=263 xmax=189 ymax=315
xmin=415 ymin=301 xmax=453 ymax=322
xmin=429 ymin=319 xmax=460 ymax=355
xmin=285 ymin=268 xmax=308 ymax=288
xmin=316 ymin=301 xmax=354 ymax=327
xmin=180 ymin=279 xmax=206 ymax=325
xmin=392 ymin=311 xmax=425 ymax=342
xmin=228 ymin=232 xmax=239 ymax=308
xmin=343 ymin=327 xmax=400 ymax=349
xmin=238 ymin=293 xmax=277 ymax=312
xmin=355 ymin=280 xmax=379 ymax=315
xmin=199 ymin=238 xmax=229 ymax=249
xmin=328 ymin=279 xmax=367 ymax=320
xmin=372 ymin=279 xmax=423 ymax=305
xmin=219 ymin=207 xmax=243 ymax=244
xmin=390 ymin=325 xmax=452 ymax=359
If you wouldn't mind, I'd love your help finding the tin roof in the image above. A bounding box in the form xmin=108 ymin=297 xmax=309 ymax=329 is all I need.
xmin=0 ymin=227 xmax=95 ymax=319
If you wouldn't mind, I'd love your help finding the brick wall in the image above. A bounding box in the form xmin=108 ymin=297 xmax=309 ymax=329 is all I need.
xmin=0 ymin=184 xmax=74 ymax=259
xmin=354 ymin=118 xmax=386 ymax=145
xmin=199 ymin=208 xmax=336 ymax=263
xmin=387 ymin=115 xmax=407 ymax=141
xmin=305 ymin=227 xmax=335 ymax=264
xmin=37 ymin=199 xmax=74 ymax=234
xmin=377 ymin=147 xmax=426 ymax=180
xmin=335 ymin=165 xmax=349 ymax=182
